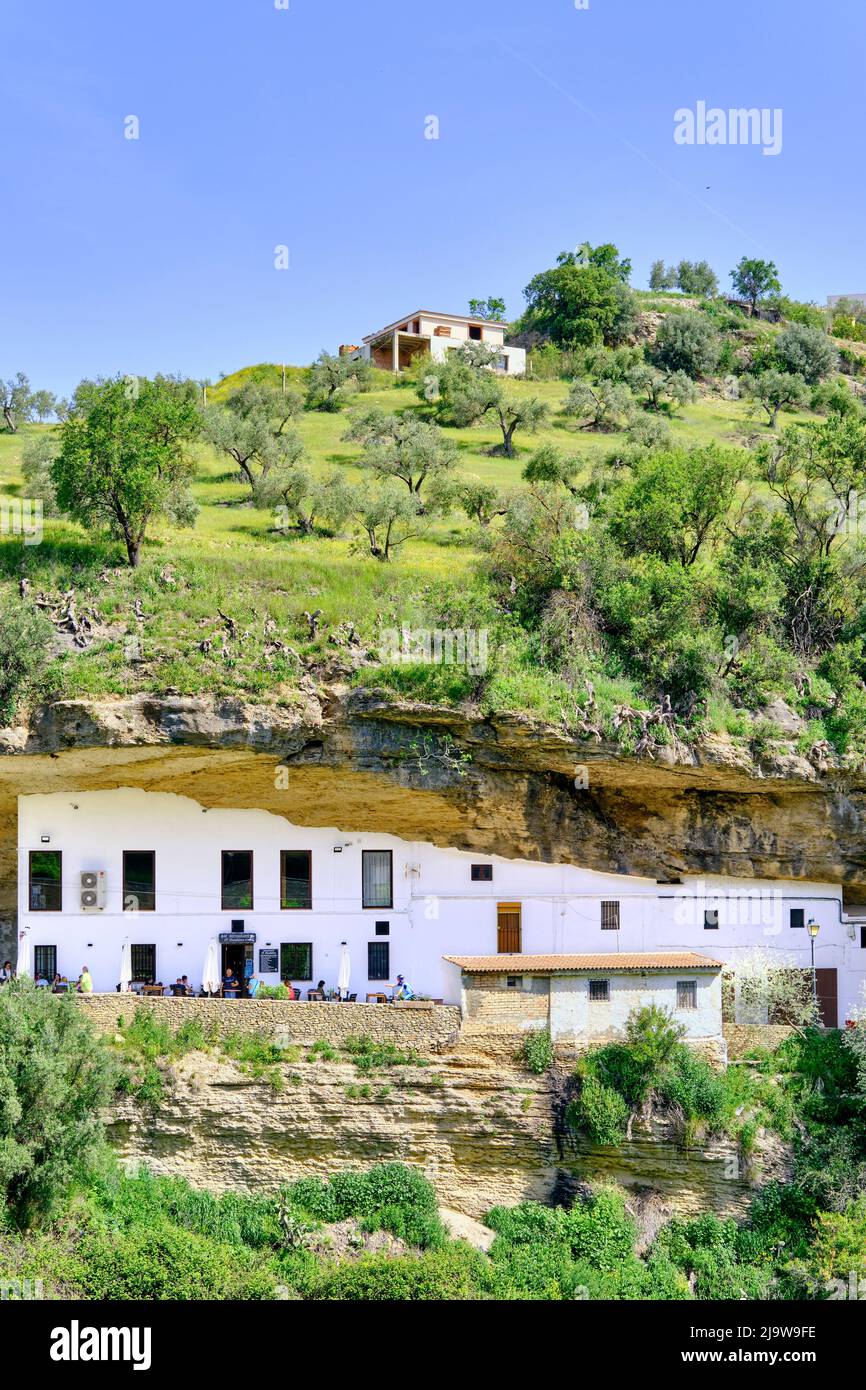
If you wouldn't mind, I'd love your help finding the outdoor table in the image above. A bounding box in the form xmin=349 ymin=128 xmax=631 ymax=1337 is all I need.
xmin=366 ymin=992 xmax=388 ymax=1004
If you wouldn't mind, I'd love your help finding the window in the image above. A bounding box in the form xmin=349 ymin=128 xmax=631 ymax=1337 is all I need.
xmin=704 ymin=909 xmax=719 ymax=930
xmin=131 ymin=944 xmax=156 ymax=982
xmin=496 ymin=355 xmax=508 ymax=371
xmin=471 ymin=864 xmax=493 ymax=882
xmin=506 ymin=976 xmax=522 ymax=989
xmin=861 ymin=926 xmax=866 ymax=949
xmin=280 ymin=943 xmax=312 ymax=981
xmin=375 ymin=921 xmax=390 ymax=936
xmin=468 ymin=324 xmax=482 ymax=340
xmin=589 ymin=979 xmax=610 ymax=1003
xmin=368 ymin=941 xmax=390 ymax=980
xmin=280 ymin=851 xmax=312 ymax=909
xmin=497 ymin=903 xmax=521 ymax=953
xmin=34 ymin=945 xmax=56 ymax=980
xmin=29 ymin=850 xmax=62 ymax=911
xmin=601 ymin=900 xmax=620 ymax=931
xmin=677 ymin=980 xmax=698 ymax=1011
xmin=790 ymin=908 xmax=805 ymax=929
xmin=123 ymin=851 xmax=155 ymax=912
xmin=362 ymin=850 xmax=392 ymax=908
xmin=222 ymin=851 xmax=253 ymax=910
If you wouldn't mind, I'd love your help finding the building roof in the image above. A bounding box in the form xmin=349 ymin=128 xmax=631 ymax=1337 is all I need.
xmin=443 ymin=952 xmax=722 ymax=974
xmin=363 ymin=308 xmax=508 ymax=344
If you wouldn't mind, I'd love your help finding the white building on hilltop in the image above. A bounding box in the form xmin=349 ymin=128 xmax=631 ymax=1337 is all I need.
xmin=348 ymin=309 xmax=526 ymax=376
xmin=16 ymin=788 xmax=866 ymax=1024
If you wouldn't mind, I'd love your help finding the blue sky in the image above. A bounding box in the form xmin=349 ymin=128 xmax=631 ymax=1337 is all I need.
xmin=3 ymin=0 xmax=865 ymax=396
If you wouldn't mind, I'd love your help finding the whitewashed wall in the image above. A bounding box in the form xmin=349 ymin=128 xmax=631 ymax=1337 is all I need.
xmin=16 ymin=789 xmax=866 ymax=1019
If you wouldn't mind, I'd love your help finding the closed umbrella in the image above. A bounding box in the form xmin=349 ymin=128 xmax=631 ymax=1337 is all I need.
xmin=202 ymin=939 xmax=220 ymax=996
xmin=119 ymin=939 xmax=132 ymax=993
xmin=17 ymin=926 xmax=32 ymax=979
xmin=337 ymin=941 xmax=351 ymax=1000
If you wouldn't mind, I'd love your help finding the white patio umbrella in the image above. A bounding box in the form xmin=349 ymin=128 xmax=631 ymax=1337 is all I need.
xmin=337 ymin=941 xmax=351 ymax=1000
xmin=16 ymin=926 xmax=32 ymax=979
xmin=202 ymin=939 xmax=221 ymax=997
xmin=119 ymin=938 xmax=133 ymax=993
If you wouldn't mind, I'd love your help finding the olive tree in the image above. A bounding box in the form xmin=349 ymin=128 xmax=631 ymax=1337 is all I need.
xmin=53 ymin=375 xmax=201 ymax=567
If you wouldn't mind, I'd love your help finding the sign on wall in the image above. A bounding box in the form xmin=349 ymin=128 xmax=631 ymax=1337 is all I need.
xmin=259 ymin=948 xmax=278 ymax=974
xmin=219 ymin=932 xmax=256 ymax=944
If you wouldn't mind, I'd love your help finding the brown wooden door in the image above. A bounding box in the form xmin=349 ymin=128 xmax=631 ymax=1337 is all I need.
xmin=497 ymin=903 xmax=521 ymax=953
xmin=815 ymin=968 xmax=838 ymax=1028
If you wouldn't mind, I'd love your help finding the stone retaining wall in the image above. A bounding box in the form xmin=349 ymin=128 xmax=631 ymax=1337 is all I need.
xmin=73 ymin=994 xmax=462 ymax=1051
xmin=724 ymin=1023 xmax=796 ymax=1059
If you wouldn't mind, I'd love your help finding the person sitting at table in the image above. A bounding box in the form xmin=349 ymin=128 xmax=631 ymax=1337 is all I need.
xmin=392 ymin=974 xmax=414 ymax=1001
xmin=170 ymin=977 xmax=188 ymax=997
xmin=222 ymin=966 xmax=240 ymax=998
xmin=34 ymin=969 xmax=50 ymax=989
xmin=52 ymin=973 xmax=65 ymax=993
xmin=77 ymin=965 xmax=93 ymax=994
xmin=180 ymin=974 xmax=192 ymax=995
xmin=0 ymin=960 xmax=12 ymax=985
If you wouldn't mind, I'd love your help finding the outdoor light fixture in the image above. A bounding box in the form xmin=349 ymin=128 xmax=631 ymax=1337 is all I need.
xmin=176 ymin=942 xmax=183 ymax=948
xmin=40 ymin=834 xmax=50 ymax=844
xmin=333 ymin=845 xmax=343 ymax=853
xmin=807 ymin=919 xmax=820 ymax=1012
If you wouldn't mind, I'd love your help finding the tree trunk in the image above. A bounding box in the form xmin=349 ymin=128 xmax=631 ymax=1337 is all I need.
xmin=2 ymin=406 xmax=16 ymax=433
xmin=126 ymin=534 xmax=142 ymax=567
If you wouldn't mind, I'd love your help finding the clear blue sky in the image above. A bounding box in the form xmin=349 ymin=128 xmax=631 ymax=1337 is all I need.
xmin=4 ymin=0 xmax=865 ymax=397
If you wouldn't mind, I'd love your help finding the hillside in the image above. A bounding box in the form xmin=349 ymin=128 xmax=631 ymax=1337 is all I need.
xmin=4 ymin=280 xmax=866 ymax=771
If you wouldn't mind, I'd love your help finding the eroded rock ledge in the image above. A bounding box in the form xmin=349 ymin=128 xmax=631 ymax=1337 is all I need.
xmin=1 ymin=689 xmax=865 ymax=925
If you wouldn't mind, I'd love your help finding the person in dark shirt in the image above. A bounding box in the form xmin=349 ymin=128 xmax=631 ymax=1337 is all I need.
xmin=223 ymin=967 xmax=240 ymax=998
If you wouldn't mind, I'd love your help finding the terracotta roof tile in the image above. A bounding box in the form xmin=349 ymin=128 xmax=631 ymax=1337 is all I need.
xmin=442 ymin=952 xmax=722 ymax=973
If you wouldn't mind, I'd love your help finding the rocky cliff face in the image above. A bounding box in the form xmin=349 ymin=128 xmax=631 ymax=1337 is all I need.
xmin=2 ymin=689 xmax=866 ymax=934
xmin=106 ymin=1048 xmax=782 ymax=1222
xmin=108 ymin=1049 xmax=560 ymax=1218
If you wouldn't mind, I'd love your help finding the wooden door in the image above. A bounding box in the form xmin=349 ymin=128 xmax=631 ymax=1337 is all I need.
xmin=815 ymin=968 xmax=838 ymax=1028
xmin=497 ymin=903 xmax=521 ymax=954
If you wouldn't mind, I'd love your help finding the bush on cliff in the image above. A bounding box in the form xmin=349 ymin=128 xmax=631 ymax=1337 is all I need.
xmin=0 ymin=979 xmax=117 ymax=1227
xmin=284 ymin=1162 xmax=446 ymax=1249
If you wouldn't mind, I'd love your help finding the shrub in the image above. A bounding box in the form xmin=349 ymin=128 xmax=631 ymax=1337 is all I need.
xmin=0 ymin=594 xmax=54 ymax=722
xmin=77 ymin=1221 xmax=277 ymax=1300
xmin=521 ymin=1028 xmax=554 ymax=1074
xmin=309 ymin=1245 xmax=485 ymax=1300
xmin=774 ymin=323 xmax=838 ymax=384
xmin=0 ymin=981 xmax=117 ymax=1226
xmin=285 ymin=1163 xmax=444 ymax=1249
xmin=651 ymin=311 xmax=721 ymax=378
xmin=658 ymin=1048 xmax=727 ymax=1128
xmin=567 ymin=1070 xmax=630 ymax=1144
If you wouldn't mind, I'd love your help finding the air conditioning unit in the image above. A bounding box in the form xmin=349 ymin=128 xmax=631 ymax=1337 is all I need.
xmin=80 ymin=870 xmax=106 ymax=912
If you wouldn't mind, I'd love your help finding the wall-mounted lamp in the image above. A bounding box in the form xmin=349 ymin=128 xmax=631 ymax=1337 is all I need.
xmin=176 ymin=942 xmax=183 ymax=948
xmin=40 ymin=835 xmax=50 ymax=844
xmin=333 ymin=846 xmax=343 ymax=853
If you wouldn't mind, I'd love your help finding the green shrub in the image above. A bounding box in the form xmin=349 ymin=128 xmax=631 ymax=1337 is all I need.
xmin=0 ymin=981 xmax=117 ymax=1226
xmin=0 ymin=594 xmax=54 ymax=721
xmin=284 ymin=1163 xmax=444 ymax=1249
xmin=658 ymin=1048 xmax=727 ymax=1128
xmin=566 ymin=1072 xmax=630 ymax=1144
xmin=77 ymin=1221 xmax=277 ymax=1300
xmin=521 ymin=1029 xmax=554 ymax=1074
xmin=309 ymin=1245 xmax=485 ymax=1300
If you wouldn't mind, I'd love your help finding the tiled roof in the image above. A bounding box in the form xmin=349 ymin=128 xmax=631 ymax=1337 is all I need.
xmin=442 ymin=952 xmax=722 ymax=974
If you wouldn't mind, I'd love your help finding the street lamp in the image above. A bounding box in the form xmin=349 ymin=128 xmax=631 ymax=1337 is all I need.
xmin=807 ymin=918 xmax=820 ymax=1015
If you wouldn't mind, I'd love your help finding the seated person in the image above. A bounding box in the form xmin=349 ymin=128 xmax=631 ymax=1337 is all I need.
xmin=170 ymin=977 xmax=187 ymax=997
xmin=222 ymin=966 xmax=240 ymax=998
xmin=34 ymin=970 xmax=50 ymax=989
xmin=247 ymin=975 xmax=260 ymax=997
xmin=180 ymin=975 xmax=192 ymax=996
xmin=392 ymin=974 xmax=414 ymax=1001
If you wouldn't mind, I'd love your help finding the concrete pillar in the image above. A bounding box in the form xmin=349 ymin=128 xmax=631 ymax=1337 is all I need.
xmin=392 ymin=329 xmax=400 ymax=373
